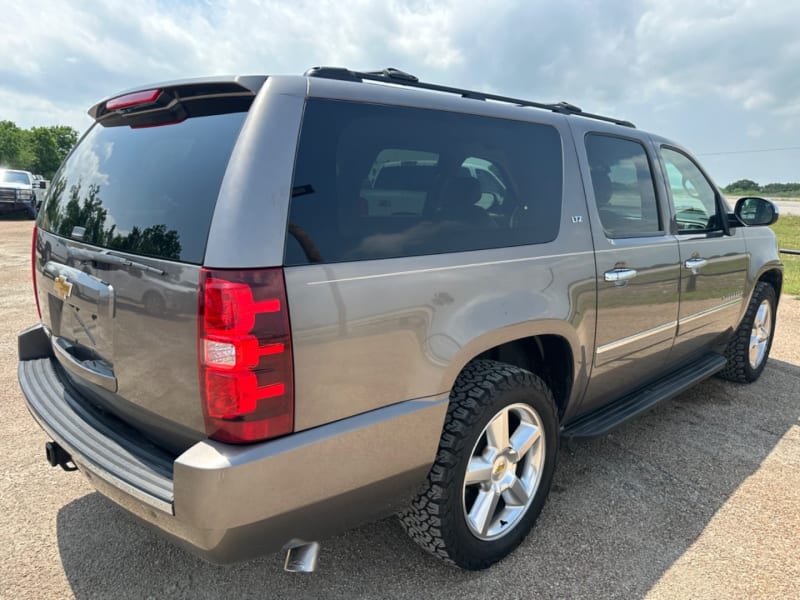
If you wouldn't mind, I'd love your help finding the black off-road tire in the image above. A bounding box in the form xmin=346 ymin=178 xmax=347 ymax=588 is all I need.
xmin=399 ymin=359 xmax=558 ymax=570
xmin=718 ymin=281 xmax=777 ymax=383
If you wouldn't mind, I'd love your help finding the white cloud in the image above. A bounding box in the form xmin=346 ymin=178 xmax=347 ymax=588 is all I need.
xmin=746 ymin=124 xmax=765 ymax=138
xmin=1 ymin=0 xmax=799 ymax=184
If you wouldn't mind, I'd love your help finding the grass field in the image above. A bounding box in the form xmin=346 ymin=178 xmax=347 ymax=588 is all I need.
xmin=728 ymin=191 xmax=800 ymax=199
xmin=771 ymin=215 xmax=800 ymax=296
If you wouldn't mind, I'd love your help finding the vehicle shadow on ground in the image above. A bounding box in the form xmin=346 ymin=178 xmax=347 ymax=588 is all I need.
xmin=56 ymin=363 xmax=799 ymax=600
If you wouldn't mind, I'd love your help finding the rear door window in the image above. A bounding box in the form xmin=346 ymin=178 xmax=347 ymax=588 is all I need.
xmin=40 ymin=111 xmax=247 ymax=264
xmin=585 ymin=134 xmax=662 ymax=238
xmin=286 ymin=99 xmax=563 ymax=265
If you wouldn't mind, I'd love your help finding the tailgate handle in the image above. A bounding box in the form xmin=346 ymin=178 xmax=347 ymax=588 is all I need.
xmin=52 ymin=337 xmax=118 ymax=393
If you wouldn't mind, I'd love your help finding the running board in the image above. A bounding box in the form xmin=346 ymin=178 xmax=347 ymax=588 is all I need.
xmin=562 ymin=352 xmax=728 ymax=439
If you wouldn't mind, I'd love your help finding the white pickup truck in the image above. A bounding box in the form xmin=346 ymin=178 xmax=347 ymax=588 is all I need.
xmin=0 ymin=169 xmax=46 ymax=218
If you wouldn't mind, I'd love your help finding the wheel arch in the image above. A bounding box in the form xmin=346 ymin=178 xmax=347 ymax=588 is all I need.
xmin=440 ymin=322 xmax=583 ymax=421
xmin=757 ymin=267 xmax=783 ymax=304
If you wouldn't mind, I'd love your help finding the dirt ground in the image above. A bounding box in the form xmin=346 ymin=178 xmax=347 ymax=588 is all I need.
xmin=0 ymin=219 xmax=797 ymax=599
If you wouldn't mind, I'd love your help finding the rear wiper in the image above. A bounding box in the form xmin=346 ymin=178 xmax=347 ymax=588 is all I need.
xmin=67 ymin=247 xmax=166 ymax=275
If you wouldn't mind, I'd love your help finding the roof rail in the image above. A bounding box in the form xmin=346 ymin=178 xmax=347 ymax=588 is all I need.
xmin=304 ymin=66 xmax=635 ymax=128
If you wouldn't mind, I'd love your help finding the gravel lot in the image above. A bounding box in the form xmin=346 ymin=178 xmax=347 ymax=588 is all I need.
xmin=773 ymin=200 xmax=800 ymax=217
xmin=1 ymin=219 xmax=798 ymax=599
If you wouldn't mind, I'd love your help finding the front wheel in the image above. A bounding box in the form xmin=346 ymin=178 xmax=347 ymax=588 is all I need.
xmin=718 ymin=281 xmax=777 ymax=383
xmin=400 ymin=360 xmax=558 ymax=570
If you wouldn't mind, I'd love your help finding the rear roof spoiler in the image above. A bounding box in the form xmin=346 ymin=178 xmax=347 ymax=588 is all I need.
xmin=89 ymin=75 xmax=268 ymax=127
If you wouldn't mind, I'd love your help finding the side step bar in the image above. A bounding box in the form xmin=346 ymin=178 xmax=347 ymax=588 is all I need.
xmin=562 ymin=352 xmax=728 ymax=439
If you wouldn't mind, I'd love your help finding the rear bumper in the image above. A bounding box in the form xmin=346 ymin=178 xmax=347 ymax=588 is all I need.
xmin=18 ymin=324 xmax=448 ymax=563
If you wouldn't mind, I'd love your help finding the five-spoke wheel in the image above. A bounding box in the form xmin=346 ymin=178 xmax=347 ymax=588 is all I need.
xmin=749 ymin=299 xmax=772 ymax=370
xmin=720 ymin=281 xmax=777 ymax=383
xmin=463 ymin=403 xmax=545 ymax=540
xmin=400 ymin=360 xmax=558 ymax=570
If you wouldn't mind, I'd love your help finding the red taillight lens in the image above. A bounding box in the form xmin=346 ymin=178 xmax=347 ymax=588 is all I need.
xmin=198 ymin=268 xmax=293 ymax=444
xmin=31 ymin=227 xmax=41 ymax=319
xmin=106 ymin=89 xmax=161 ymax=111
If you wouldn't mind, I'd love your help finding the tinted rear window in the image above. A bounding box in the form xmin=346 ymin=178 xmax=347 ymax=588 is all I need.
xmin=40 ymin=112 xmax=246 ymax=264
xmin=286 ymin=99 xmax=562 ymax=266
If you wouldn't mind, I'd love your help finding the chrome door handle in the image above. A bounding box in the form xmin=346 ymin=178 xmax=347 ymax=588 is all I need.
xmin=684 ymin=258 xmax=708 ymax=272
xmin=604 ymin=268 xmax=638 ymax=282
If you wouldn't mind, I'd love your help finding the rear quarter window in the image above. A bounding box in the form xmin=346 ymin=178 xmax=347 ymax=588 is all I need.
xmin=286 ymin=99 xmax=563 ymax=265
xmin=40 ymin=111 xmax=246 ymax=264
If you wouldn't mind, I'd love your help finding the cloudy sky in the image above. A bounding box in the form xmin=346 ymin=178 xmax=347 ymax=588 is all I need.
xmin=2 ymin=0 xmax=799 ymax=187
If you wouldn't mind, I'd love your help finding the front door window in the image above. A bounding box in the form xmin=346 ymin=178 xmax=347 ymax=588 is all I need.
xmin=660 ymin=148 xmax=721 ymax=233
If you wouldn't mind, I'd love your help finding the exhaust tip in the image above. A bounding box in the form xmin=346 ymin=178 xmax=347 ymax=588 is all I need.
xmin=283 ymin=541 xmax=320 ymax=573
xmin=45 ymin=441 xmax=59 ymax=467
xmin=45 ymin=441 xmax=77 ymax=471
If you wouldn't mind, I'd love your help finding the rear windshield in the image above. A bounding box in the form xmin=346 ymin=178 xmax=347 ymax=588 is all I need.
xmin=40 ymin=112 xmax=246 ymax=264
xmin=286 ymin=99 xmax=563 ymax=266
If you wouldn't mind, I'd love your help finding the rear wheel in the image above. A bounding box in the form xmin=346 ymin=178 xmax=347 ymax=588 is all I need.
xmin=400 ymin=360 xmax=558 ymax=570
xmin=719 ymin=281 xmax=777 ymax=383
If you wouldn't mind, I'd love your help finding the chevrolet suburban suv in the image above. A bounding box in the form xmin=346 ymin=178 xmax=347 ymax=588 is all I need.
xmin=17 ymin=67 xmax=782 ymax=572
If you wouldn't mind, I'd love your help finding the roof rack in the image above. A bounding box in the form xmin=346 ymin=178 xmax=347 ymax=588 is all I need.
xmin=304 ymin=67 xmax=635 ymax=129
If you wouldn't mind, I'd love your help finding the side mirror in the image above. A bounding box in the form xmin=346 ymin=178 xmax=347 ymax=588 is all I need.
xmin=733 ymin=197 xmax=778 ymax=227
xmin=38 ymin=181 xmax=47 ymax=189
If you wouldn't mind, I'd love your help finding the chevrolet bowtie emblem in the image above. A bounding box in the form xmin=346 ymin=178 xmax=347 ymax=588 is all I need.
xmin=54 ymin=275 xmax=73 ymax=300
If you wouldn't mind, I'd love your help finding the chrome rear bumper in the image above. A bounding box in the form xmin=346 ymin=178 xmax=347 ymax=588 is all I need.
xmin=19 ymin=324 xmax=447 ymax=563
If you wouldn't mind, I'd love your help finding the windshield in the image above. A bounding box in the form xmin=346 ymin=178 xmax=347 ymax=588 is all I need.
xmin=1 ymin=170 xmax=31 ymax=185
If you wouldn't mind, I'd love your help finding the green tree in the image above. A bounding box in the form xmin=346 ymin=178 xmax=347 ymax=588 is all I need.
xmin=724 ymin=179 xmax=760 ymax=192
xmin=13 ymin=129 xmax=37 ymax=171
xmin=50 ymin=125 xmax=78 ymax=161
xmin=0 ymin=121 xmax=22 ymax=166
xmin=0 ymin=121 xmax=78 ymax=178
xmin=29 ymin=127 xmax=61 ymax=178
xmin=762 ymin=182 xmax=800 ymax=194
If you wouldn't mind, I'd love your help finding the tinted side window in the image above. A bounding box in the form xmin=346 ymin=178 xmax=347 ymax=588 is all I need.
xmin=40 ymin=112 xmax=246 ymax=264
xmin=462 ymin=157 xmax=509 ymax=212
xmin=585 ymin=134 xmax=661 ymax=238
xmin=659 ymin=147 xmax=720 ymax=233
xmin=364 ymin=150 xmax=437 ymax=216
xmin=286 ymin=99 xmax=563 ymax=265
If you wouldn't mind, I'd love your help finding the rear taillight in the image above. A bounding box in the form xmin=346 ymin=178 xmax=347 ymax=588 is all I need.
xmin=198 ymin=268 xmax=293 ymax=444
xmin=31 ymin=227 xmax=41 ymax=319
